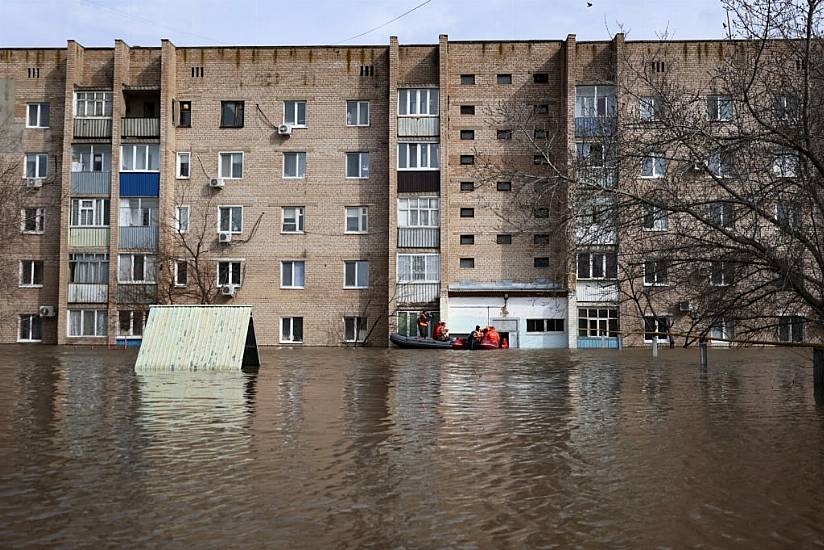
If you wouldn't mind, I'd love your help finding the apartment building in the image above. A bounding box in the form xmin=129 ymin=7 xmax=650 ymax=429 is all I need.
xmin=0 ymin=34 xmax=809 ymax=348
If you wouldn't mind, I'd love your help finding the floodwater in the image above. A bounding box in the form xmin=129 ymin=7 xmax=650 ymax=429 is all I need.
xmin=0 ymin=346 xmax=823 ymax=548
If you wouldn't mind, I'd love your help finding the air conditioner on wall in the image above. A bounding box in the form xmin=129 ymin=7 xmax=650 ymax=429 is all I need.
xmin=39 ymin=305 xmax=56 ymax=317
xmin=220 ymin=284 xmax=237 ymax=297
xmin=25 ymin=178 xmax=43 ymax=188
xmin=209 ymin=178 xmax=225 ymax=188
xmin=277 ymin=124 xmax=292 ymax=136
xmin=218 ymin=231 xmax=232 ymax=243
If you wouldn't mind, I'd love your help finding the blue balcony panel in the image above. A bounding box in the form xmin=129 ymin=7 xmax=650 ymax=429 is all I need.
xmin=120 ymin=172 xmax=160 ymax=197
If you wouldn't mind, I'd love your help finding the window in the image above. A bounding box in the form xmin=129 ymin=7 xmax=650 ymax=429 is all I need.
xmin=534 ymin=129 xmax=547 ymax=139
xmin=773 ymin=154 xmax=799 ymax=178
xmin=533 ymin=73 xmax=549 ymax=84
xmin=644 ymin=316 xmax=669 ymax=342
xmin=68 ymin=310 xmax=107 ymax=337
xmin=119 ymin=198 xmax=158 ymax=227
xmin=283 ymin=100 xmax=307 ymax=127
xmin=280 ymin=317 xmax=304 ymax=343
xmin=707 ymin=151 xmax=735 ymax=178
xmin=71 ymin=145 xmax=110 ymax=173
xmin=174 ymin=260 xmax=188 ymax=287
xmin=577 ymin=142 xmax=607 ymax=170
xmin=497 ymin=181 xmax=512 ymax=192
xmin=344 ymin=260 xmax=369 ymax=288
xmin=778 ymin=315 xmax=804 ymax=342
xmin=775 ymin=95 xmax=799 ymax=122
xmin=711 ymin=260 xmax=735 ymax=286
xmin=26 ymin=103 xmax=49 ymax=128
xmin=118 ymin=254 xmax=156 ymax=283
xmin=643 ymin=260 xmax=668 ymax=286
xmin=460 ymin=234 xmax=474 ymax=245
xmin=120 ymin=144 xmax=160 ymax=172
xmin=535 ymin=104 xmax=549 ymax=114
xmin=218 ymin=152 xmax=243 ymax=179
xmin=642 ymin=205 xmax=668 ymax=231
xmin=344 ymin=317 xmax=368 ymax=342
xmin=75 ymin=91 xmax=112 ymax=118
xmin=710 ymin=202 xmax=735 ymax=228
xmin=460 ymin=130 xmax=475 ymax=140
xmin=69 ymin=253 xmax=108 ymax=284
xmin=345 ymin=206 xmax=368 ymax=233
xmin=460 ymin=208 xmax=475 ymax=218
xmin=346 ymin=152 xmax=369 ymax=179
xmin=575 ymin=86 xmax=616 ymax=117
xmin=460 ymin=182 xmax=475 ymax=192
xmin=459 ymin=258 xmax=475 ymax=268
xmin=460 ymin=155 xmax=474 ymax=165
xmin=709 ymin=321 xmax=734 ymax=341
xmin=534 ymin=154 xmax=549 ymax=165
xmin=460 ymin=74 xmax=475 ymax=85
xmin=70 ymin=199 xmax=109 ymax=227
xmin=397 ymin=310 xmax=439 ymax=338
xmin=174 ymin=206 xmax=189 ymax=233
xmin=398 ymin=88 xmax=439 ymax=116
xmin=346 ymin=100 xmax=369 ymax=126
xmin=20 ymin=260 xmax=44 ymax=287
xmin=21 ymin=208 xmax=45 ymax=233
xmin=641 ymin=152 xmax=666 ymax=178
xmin=526 ymin=319 xmax=565 ymax=332
xmin=220 ymin=100 xmax=244 ymax=127
xmin=176 ymin=152 xmax=191 ymax=179
xmin=397 ymin=143 xmax=440 ymax=170
xmin=179 ymin=101 xmax=191 ymax=127
xmin=18 ymin=314 xmax=42 ymax=342
xmin=497 ymin=74 xmax=512 ymax=85
xmin=282 ymin=207 xmax=305 ymax=233
xmin=398 ymin=197 xmax=439 ymax=227
xmin=578 ymin=308 xmax=618 ymax=338
xmin=777 ymin=201 xmax=801 ymax=229
xmin=534 ymin=234 xmax=550 ymax=245
xmin=218 ymin=261 xmax=242 ymax=286
xmin=577 ymin=252 xmax=618 ymax=280
xmin=218 ymin=206 xmax=243 ymax=234
xmin=497 ymin=234 xmax=512 ymax=245
xmin=497 ymin=129 xmax=512 ymax=140
xmin=397 ymin=254 xmax=440 ymax=282
xmin=707 ymin=95 xmax=733 ymax=121
xmin=118 ymin=310 xmax=146 ymax=338
xmin=534 ymin=207 xmax=549 ymax=218
xmin=283 ymin=152 xmax=306 ymax=178
xmin=281 ymin=261 xmax=305 ymax=288
xmin=534 ymin=257 xmax=550 ymax=268
xmin=25 ymin=153 xmax=48 ymax=179
xmin=460 ymin=105 xmax=475 ymax=115
xmin=639 ymin=96 xmax=658 ymax=121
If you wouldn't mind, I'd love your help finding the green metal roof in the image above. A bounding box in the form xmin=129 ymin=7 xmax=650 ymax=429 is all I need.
xmin=135 ymin=305 xmax=260 ymax=370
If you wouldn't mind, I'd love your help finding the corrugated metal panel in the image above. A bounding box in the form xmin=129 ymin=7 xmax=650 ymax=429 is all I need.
xmin=69 ymin=228 xmax=110 ymax=248
xmin=577 ymin=337 xmax=619 ymax=349
xmin=398 ymin=116 xmax=440 ymax=137
xmin=575 ymin=116 xmax=616 ymax=137
xmin=74 ymin=118 xmax=112 ymax=138
xmin=68 ymin=283 xmax=108 ymax=303
xmin=118 ymin=226 xmax=158 ymax=249
xmin=576 ymin=225 xmax=616 ymax=245
xmin=72 ymin=172 xmax=111 ymax=195
xmin=117 ymin=284 xmax=157 ymax=304
xmin=135 ymin=306 xmax=258 ymax=370
xmin=396 ymin=283 xmax=440 ymax=304
xmin=398 ymin=227 xmax=440 ymax=248
xmin=120 ymin=172 xmax=160 ymax=196
xmin=121 ymin=118 xmax=160 ymax=137
xmin=398 ymin=171 xmax=440 ymax=193
xmin=576 ymin=281 xmax=618 ymax=302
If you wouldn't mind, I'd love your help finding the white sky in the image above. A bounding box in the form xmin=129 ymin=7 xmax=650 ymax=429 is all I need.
xmin=3 ymin=0 xmax=728 ymax=48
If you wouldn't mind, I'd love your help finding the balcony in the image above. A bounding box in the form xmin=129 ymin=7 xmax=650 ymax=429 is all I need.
xmin=398 ymin=227 xmax=440 ymax=248
xmin=120 ymin=172 xmax=160 ymax=197
xmin=118 ymin=226 xmax=158 ymax=250
xmin=396 ymin=282 xmax=440 ymax=304
xmin=71 ymin=172 xmax=111 ymax=195
xmin=575 ymin=116 xmax=616 ymax=137
xmin=576 ymin=224 xmax=617 ymax=246
xmin=577 ymin=168 xmax=617 ymax=189
xmin=398 ymin=171 xmax=440 ymax=193
xmin=68 ymin=283 xmax=108 ymax=303
xmin=121 ymin=118 xmax=160 ymax=138
xmin=74 ymin=118 xmax=112 ymax=139
xmin=398 ymin=117 xmax=440 ymax=137
xmin=117 ymin=284 xmax=157 ymax=304
xmin=69 ymin=228 xmax=110 ymax=249
xmin=576 ymin=280 xmax=618 ymax=302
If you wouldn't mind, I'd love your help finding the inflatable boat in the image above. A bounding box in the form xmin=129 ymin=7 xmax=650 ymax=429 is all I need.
xmin=390 ymin=333 xmax=455 ymax=349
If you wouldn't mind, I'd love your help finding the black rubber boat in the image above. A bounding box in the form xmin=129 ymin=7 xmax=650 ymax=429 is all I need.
xmin=389 ymin=333 xmax=455 ymax=349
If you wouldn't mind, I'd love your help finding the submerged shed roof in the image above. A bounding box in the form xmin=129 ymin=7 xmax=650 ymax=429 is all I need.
xmin=135 ymin=305 xmax=260 ymax=370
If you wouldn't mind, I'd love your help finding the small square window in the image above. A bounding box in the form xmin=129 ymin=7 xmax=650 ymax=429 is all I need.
xmin=284 ymin=152 xmax=307 ymax=178
xmin=176 ymin=152 xmax=191 ymax=179
xmin=460 ymin=155 xmax=474 ymax=165
xmin=533 ymin=73 xmax=548 ymax=84
xmin=535 ymin=104 xmax=549 ymax=114
xmin=534 ymin=233 xmax=550 ymax=245
xmin=460 ymin=208 xmax=475 ymax=218
xmin=460 ymin=258 xmax=475 ymax=268
xmin=497 ymin=129 xmax=512 ymax=140
xmin=534 ymin=154 xmax=549 ymax=165
xmin=497 ymin=74 xmax=512 ymax=85
xmin=496 ymin=181 xmax=512 ymax=192
xmin=220 ymin=101 xmax=244 ymax=128
xmin=534 ymin=208 xmax=549 ymax=218
xmin=460 ymin=105 xmax=475 ymax=115
xmin=460 ymin=234 xmax=474 ymax=245
xmin=534 ymin=129 xmax=546 ymax=139
xmin=460 ymin=182 xmax=475 ymax=192
xmin=496 ymin=234 xmax=512 ymax=245
xmin=460 ymin=130 xmax=475 ymax=140
xmin=534 ymin=257 xmax=550 ymax=268
xmin=460 ymin=74 xmax=475 ymax=85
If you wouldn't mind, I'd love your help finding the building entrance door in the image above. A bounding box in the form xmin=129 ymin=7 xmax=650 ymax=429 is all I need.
xmin=492 ymin=319 xmax=518 ymax=348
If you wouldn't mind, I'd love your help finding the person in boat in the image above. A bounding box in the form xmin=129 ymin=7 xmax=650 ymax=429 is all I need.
xmin=469 ymin=325 xmax=482 ymax=350
xmin=417 ymin=311 xmax=430 ymax=338
xmin=483 ymin=326 xmax=500 ymax=348
xmin=436 ymin=321 xmax=449 ymax=341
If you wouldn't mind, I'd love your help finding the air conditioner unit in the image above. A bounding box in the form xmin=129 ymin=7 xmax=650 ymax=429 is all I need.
xmin=209 ymin=178 xmax=225 ymax=188
xmin=39 ymin=305 xmax=56 ymax=318
xmin=678 ymin=301 xmax=693 ymax=312
xmin=277 ymin=124 xmax=292 ymax=136
xmin=218 ymin=231 xmax=232 ymax=243
xmin=220 ymin=284 xmax=237 ymax=297
xmin=25 ymin=178 xmax=43 ymax=188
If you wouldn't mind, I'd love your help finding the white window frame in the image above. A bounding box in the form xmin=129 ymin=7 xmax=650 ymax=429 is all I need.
xmin=117 ymin=253 xmax=156 ymax=284
xmin=120 ymin=144 xmax=160 ymax=172
xmin=643 ymin=316 xmax=670 ymax=342
xmin=281 ymin=207 xmax=305 ymax=234
xmin=217 ymin=205 xmax=243 ymax=234
xmin=280 ymin=316 xmax=304 ymax=344
xmin=70 ymin=198 xmax=109 ymax=227
xmin=711 ymin=260 xmax=733 ymax=287
xmin=217 ymin=260 xmax=243 ymax=287
xmin=119 ymin=198 xmax=158 ymax=228
xmin=643 ymin=260 xmax=668 ymax=287
xmin=776 ymin=201 xmax=801 ymax=229
xmin=18 ymin=314 xmax=42 ymax=343
xmin=575 ymin=85 xmax=616 ymax=117
xmin=176 ymin=152 xmax=191 ymax=179
xmin=398 ymin=88 xmax=439 ymax=116
xmin=19 ymin=260 xmax=44 ymax=287
xmin=283 ymin=152 xmax=306 ymax=179
xmin=74 ymin=91 xmax=113 ymax=119
xmin=345 ymin=206 xmax=368 ymax=234
xmin=21 ymin=207 xmax=45 ymax=234
xmin=283 ymin=100 xmax=307 ymax=128
xmin=707 ymin=95 xmax=733 ymax=121
xmin=578 ymin=307 xmax=619 ymax=338
xmin=344 ymin=316 xmax=368 ymax=342
xmin=396 ymin=253 xmax=440 ymax=283
xmin=577 ymin=252 xmax=611 ymax=280
xmin=280 ymin=260 xmax=306 ymax=289
xmin=772 ymin=153 xmax=799 ymax=178
xmin=24 ymin=153 xmax=48 ymax=179
xmin=707 ymin=152 xmax=734 ymax=178
xmin=397 ymin=142 xmax=440 ymax=170
xmin=218 ymin=151 xmax=244 ymax=179
xmin=345 ymin=152 xmax=369 ymax=179
xmin=69 ymin=253 xmax=109 ymax=284
xmin=346 ymin=100 xmax=369 ymax=126
xmin=344 ymin=260 xmax=369 ymax=289
xmin=68 ymin=309 xmax=108 ymax=338
xmin=642 ymin=205 xmax=668 ymax=231
xmin=639 ymin=96 xmax=657 ymax=121
xmin=398 ymin=197 xmax=439 ymax=227
xmin=71 ymin=144 xmax=110 ymax=173
xmin=710 ymin=202 xmax=735 ymax=228
xmin=640 ymin=152 xmax=666 ymax=178
xmin=710 ymin=320 xmax=734 ymax=342
xmin=26 ymin=103 xmax=49 ymax=128
xmin=174 ymin=206 xmax=190 ymax=234
xmin=118 ymin=310 xmax=147 ymax=339
xmin=174 ymin=259 xmax=188 ymax=287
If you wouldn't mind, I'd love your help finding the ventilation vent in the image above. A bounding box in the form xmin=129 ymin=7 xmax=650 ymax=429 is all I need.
xmin=191 ymin=66 xmax=204 ymax=78
xmin=27 ymin=67 xmax=40 ymax=78
xmin=649 ymin=61 xmax=666 ymax=73
xmin=359 ymin=65 xmax=374 ymax=77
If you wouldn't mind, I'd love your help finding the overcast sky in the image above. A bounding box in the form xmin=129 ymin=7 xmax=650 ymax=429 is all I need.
xmin=4 ymin=0 xmax=728 ymax=48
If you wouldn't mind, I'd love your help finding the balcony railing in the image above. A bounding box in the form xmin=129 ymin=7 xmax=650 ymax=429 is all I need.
xmin=117 ymin=284 xmax=157 ymax=304
xmin=120 ymin=172 xmax=160 ymax=197
xmin=398 ymin=227 xmax=440 ymax=248
xmin=74 ymin=118 xmax=112 ymax=138
xmin=68 ymin=283 xmax=108 ymax=303
xmin=576 ymin=224 xmax=617 ymax=246
xmin=121 ymin=117 xmax=160 ymax=138
xmin=118 ymin=226 xmax=158 ymax=249
xmin=576 ymin=280 xmax=618 ymax=302
xmin=396 ymin=282 xmax=440 ymax=304
xmin=69 ymin=227 xmax=110 ymax=249
xmin=71 ymin=171 xmax=111 ymax=195
xmin=398 ymin=117 xmax=440 ymax=137
xmin=397 ymin=171 xmax=440 ymax=193
xmin=575 ymin=116 xmax=616 ymax=137
xmin=577 ymin=168 xmax=617 ymax=189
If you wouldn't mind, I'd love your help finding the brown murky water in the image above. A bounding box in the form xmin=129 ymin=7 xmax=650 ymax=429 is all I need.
xmin=0 ymin=345 xmax=822 ymax=548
